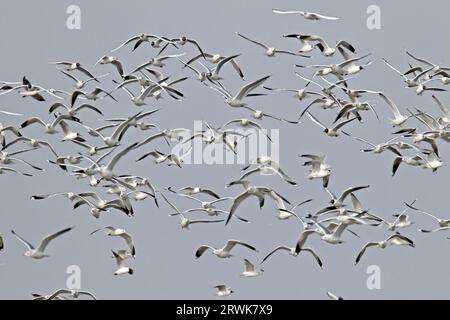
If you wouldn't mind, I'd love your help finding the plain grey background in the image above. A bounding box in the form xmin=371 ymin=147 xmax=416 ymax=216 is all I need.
xmin=0 ymin=0 xmax=449 ymax=300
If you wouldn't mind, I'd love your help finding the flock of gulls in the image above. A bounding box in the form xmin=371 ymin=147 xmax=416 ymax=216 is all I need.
xmin=0 ymin=7 xmax=449 ymax=300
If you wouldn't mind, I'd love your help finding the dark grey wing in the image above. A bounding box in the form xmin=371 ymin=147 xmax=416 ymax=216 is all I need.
xmin=392 ymin=157 xmax=402 ymax=176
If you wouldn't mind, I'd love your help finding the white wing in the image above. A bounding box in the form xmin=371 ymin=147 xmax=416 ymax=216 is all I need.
xmin=36 ymin=227 xmax=73 ymax=253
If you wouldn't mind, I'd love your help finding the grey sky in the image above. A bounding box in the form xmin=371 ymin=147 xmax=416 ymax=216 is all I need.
xmin=0 ymin=0 xmax=449 ymax=300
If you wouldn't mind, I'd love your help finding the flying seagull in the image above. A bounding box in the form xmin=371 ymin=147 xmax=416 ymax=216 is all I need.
xmin=195 ymin=239 xmax=257 ymax=259
xmin=272 ymin=9 xmax=340 ymax=21
xmin=355 ymin=234 xmax=415 ymax=265
xmin=90 ymin=226 xmax=136 ymax=257
xmin=11 ymin=227 xmax=73 ymax=259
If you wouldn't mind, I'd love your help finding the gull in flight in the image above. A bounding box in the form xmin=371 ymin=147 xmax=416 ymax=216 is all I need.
xmin=311 ymin=217 xmax=366 ymax=245
xmin=60 ymin=70 xmax=108 ymax=89
xmin=195 ymin=239 xmax=257 ymax=259
xmin=240 ymin=156 xmax=297 ymax=186
xmin=325 ymin=185 xmax=370 ymax=209
xmin=170 ymin=186 xmax=221 ymax=199
xmin=415 ymin=80 xmax=447 ymax=96
xmin=185 ymin=122 xmax=251 ymax=154
xmin=11 ymin=227 xmax=73 ymax=259
xmin=263 ymin=82 xmax=321 ymax=101
xmin=283 ymin=33 xmax=315 ymax=53
xmin=185 ymin=52 xmax=245 ymax=79
xmin=160 ymin=192 xmax=224 ymax=229
xmin=367 ymin=206 xmax=414 ymax=231
xmin=157 ymin=35 xmax=206 ymax=58
xmin=165 ymin=190 xmax=246 ymax=221
xmin=0 ymin=77 xmax=65 ymax=101
xmin=111 ymin=33 xmax=176 ymax=52
xmin=243 ymin=105 xmax=298 ymax=123
xmin=31 ymin=191 xmax=89 ymax=202
xmin=382 ymin=58 xmax=437 ymax=89
xmin=301 ymin=154 xmax=331 ymax=188
xmin=276 ymin=199 xmax=313 ymax=220
xmin=236 ymin=32 xmax=310 ymax=58
xmin=73 ymin=194 xmax=131 ymax=218
xmin=70 ymin=140 xmax=117 ymax=156
xmin=297 ymin=53 xmax=372 ymax=77
xmin=0 ymin=122 xmax=22 ymax=148
xmin=272 ymin=9 xmax=340 ymax=21
xmin=299 ymin=97 xmax=344 ymax=118
xmin=378 ymin=93 xmax=411 ymax=127
xmin=320 ymin=76 xmax=380 ymax=101
xmin=355 ymin=234 xmax=415 ymax=265
xmin=114 ymin=78 xmax=181 ymax=106
xmin=237 ymin=164 xmax=297 ymax=186
xmin=214 ymin=285 xmax=233 ymax=297
xmin=392 ymin=155 xmax=425 ymax=176
xmin=431 ymin=70 xmax=450 ymax=85
xmin=32 ymin=289 xmax=97 ymax=300
xmin=71 ymin=87 xmax=117 ymax=106
xmin=418 ymin=152 xmax=444 ymax=172
xmin=327 ymin=292 xmax=344 ymax=300
xmin=343 ymin=132 xmax=402 ymax=156
xmin=101 ymin=109 xmax=160 ymax=132
xmin=225 ymin=180 xmax=291 ymax=225
xmin=82 ymin=112 xmax=141 ymax=147
xmin=261 ymin=239 xmax=323 ymax=268
xmin=166 ymin=187 xmax=232 ymax=210
xmin=406 ymin=50 xmax=450 ymax=75
xmin=20 ymin=114 xmax=80 ymax=135
xmin=49 ymin=102 xmax=103 ymax=117
xmin=222 ymin=118 xmax=272 ymax=141
xmin=78 ymin=143 xmax=138 ymax=185
xmin=130 ymin=53 xmax=186 ymax=72
xmin=95 ymin=56 xmax=125 ymax=77
xmin=178 ymin=54 xmax=240 ymax=82
xmin=90 ymin=226 xmax=135 ymax=257
xmin=136 ymin=127 xmax=195 ymax=148
xmin=306 ymin=112 xmax=357 ymax=137
xmin=49 ymin=61 xmax=98 ymax=80
xmin=112 ymin=250 xmax=133 ymax=275
xmin=206 ymin=75 xmax=270 ymax=108
xmin=298 ymin=35 xmax=355 ymax=57
xmin=136 ymin=147 xmax=192 ymax=168
xmin=177 ymin=59 xmax=212 ymax=82
xmin=240 ymin=259 xmax=264 ymax=277
xmin=431 ymin=95 xmax=450 ymax=126
xmin=0 ymin=148 xmax=44 ymax=171
xmin=405 ymin=202 xmax=450 ymax=233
